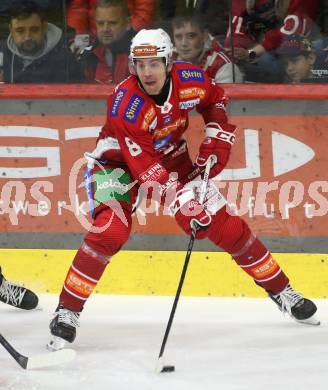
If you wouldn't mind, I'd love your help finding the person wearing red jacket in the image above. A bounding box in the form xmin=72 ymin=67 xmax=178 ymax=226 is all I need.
xmin=172 ymin=15 xmax=243 ymax=83
xmin=76 ymin=0 xmax=133 ymax=83
xmin=67 ymin=0 xmax=155 ymax=37
xmin=47 ymin=28 xmax=319 ymax=351
xmin=225 ymin=0 xmax=319 ymax=82
xmin=225 ymin=0 xmax=319 ymax=54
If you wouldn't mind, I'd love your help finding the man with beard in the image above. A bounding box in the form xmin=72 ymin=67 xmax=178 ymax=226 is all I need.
xmin=0 ymin=0 xmax=80 ymax=83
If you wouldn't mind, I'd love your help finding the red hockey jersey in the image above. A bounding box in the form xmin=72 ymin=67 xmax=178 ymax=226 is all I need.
xmin=97 ymin=62 xmax=235 ymax=185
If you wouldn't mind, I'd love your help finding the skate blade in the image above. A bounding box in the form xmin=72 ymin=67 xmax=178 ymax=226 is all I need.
xmin=46 ymin=336 xmax=67 ymax=352
xmin=295 ymin=314 xmax=320 ymax=326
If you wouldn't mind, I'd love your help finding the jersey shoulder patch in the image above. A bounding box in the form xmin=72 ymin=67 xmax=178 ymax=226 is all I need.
xmin=175 ymin=63 xmax=205 ymax=83
xmin=109 ymin=77 xmax=135 ymax=117
xmin=110 ymin=88 xmax=127 ymax=117
xmin=109 ymin=76 xmax=148 ymax=123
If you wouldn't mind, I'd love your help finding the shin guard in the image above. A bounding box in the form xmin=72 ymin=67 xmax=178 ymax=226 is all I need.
xmin=59 ymin=208 xmax=131 ymax=311
xmin=59 ymin=242 xmax=111 ymax=312
xmin=208 ymin=209 xmax=289 ymax=294
xmin=232 ymin=236 xmax=289 ymax=294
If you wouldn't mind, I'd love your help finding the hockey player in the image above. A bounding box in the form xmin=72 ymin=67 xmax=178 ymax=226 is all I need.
xmin=0 ymin=266 xmax=38 ymax=310
xmin=48 ymin=28 xmax=319 ymax=351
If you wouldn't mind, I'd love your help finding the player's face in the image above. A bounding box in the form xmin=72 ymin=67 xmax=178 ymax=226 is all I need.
xmin=96 ymin=6 xmax=129 ymax=46
xmin=135 ymin=58 xmax=167 ymax=95
xmin=283 ymin=54 xmax=315 ymax=82
xmin=173 ymin=22 xmax=207 ymax=62
xmin=10 ymin=14 xmax=47 ymax=55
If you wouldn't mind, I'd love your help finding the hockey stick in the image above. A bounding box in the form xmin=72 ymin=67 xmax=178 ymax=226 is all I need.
xmin=156 ymin=156 xmax=214 ymax=373
xmin=0 ymin=333 xmax=76 ymax=369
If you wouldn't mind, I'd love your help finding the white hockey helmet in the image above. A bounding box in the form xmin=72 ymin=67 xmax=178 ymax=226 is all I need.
xmin=129 ymin=28 xmax=174 ymax=73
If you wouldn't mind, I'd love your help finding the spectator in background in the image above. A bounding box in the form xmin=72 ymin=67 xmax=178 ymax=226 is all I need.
xmin=225 ymin=0 xmax=320 ymax=82
xmin=159 ymin=1 xmax=227 ymax=40
xmin=75 ymin=0 xmax=133 ymax=83
xmin=0 ymin=1 xmax=15 ymax=40
xmin=67 ymin=0 xmax=155 ymax=38
xmin=0 ymin=0 xmax=64 ymax=39
xmin=276 ymin=34 xmax=328 ymax=82
xmin=0 ymin=0 xmax=81 ymax=83
xmin=172 ymin=15 xmax=243 ymax=83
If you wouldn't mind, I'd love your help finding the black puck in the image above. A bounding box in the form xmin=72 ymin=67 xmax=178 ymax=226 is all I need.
xmin=161 ymin=365 xmax=175 ymax=373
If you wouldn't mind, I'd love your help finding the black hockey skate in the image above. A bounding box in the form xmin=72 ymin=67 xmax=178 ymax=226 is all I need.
xmin=47 ymin=305 xmax=80 ymax=351
xmin=0 ymin=267 xmax=38 ymax=310
xmin=269 ymin=284 xmax=320 ymax=325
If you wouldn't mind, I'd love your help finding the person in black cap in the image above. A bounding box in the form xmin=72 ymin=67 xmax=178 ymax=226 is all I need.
xmin=276 ymin=34 xmax=328 ymax=83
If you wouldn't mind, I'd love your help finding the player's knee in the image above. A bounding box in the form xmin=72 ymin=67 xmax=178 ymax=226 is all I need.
xmin=84 ymin=209 xmax=131 ymax=257
xmin=208 ymin=211 xmax=251 ymax=254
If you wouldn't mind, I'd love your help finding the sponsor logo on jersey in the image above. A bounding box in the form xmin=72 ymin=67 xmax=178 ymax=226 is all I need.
xmin=141 ymin=106 xmax=157 ymax=130
xmin=178 ymin=69 xmax=204 ymax=82
xmin=179 ymin=87 xmax=206 ymax=100
xmin=215 ymin=102 xmax=226 ymax=111
xmin=145 ymin=106 xmax=156 ymax=122
xmin=133 ymin=45 xmax=157 ymax=57
xmin=96 ymin=179 xmax=129 ymax=192
xmin=110 ymin=89 xmax=126 ymax=117
xmin=94 ymin=169 xmax=131 ymax=203
xmin=154 ymin=133 xmax=172 ymax=150
xmin=153 ymin=117 xmax=186 ymax=139
xmin=139 ymin=162 xmax=167 ymax=183
xmin=179 ymin=98 xmax=200 ymax=109
xmin=124 ymin=95 xmax=144 ymax=123
xmin=163 ymin=115 xmax=172 ymax=124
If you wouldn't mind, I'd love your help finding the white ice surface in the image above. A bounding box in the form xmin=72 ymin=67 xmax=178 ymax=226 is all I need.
xmin=1 ymin=294 xmax=328 ymax=390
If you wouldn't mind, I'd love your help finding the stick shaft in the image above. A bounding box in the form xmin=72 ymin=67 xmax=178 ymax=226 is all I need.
xmin=158 ymin=232 xmax=196 ymax=359
xmin=158 ymin=156 xmax=213 ymax=359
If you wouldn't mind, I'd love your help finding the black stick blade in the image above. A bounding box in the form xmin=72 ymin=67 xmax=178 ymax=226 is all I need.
xmin=0 ymin=333 xmax=28 ymax=369
xmin=161 ymin=365 xmax=175 ymax=373
xmin=156 ymin=357 xmax=175 ymax=373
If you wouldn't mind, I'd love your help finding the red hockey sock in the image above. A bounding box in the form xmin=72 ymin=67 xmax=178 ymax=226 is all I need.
xmin=208 ymin=209 xmax=289 ymax=295
xmin=232 ymin=236 xmax=289 ymax=294
xmin=59 ymin=207 xmax=131 ymax=311
xmin=59 ymin=242 xmax=111 ymax=312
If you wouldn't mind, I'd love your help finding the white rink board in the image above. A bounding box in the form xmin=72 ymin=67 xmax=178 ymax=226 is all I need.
xmin=1 ymin=295 xmax=328 ymax=390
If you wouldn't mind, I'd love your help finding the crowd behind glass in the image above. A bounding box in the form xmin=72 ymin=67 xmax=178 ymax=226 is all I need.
xmin=0 ymin=0 xmax=327 ymax=84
